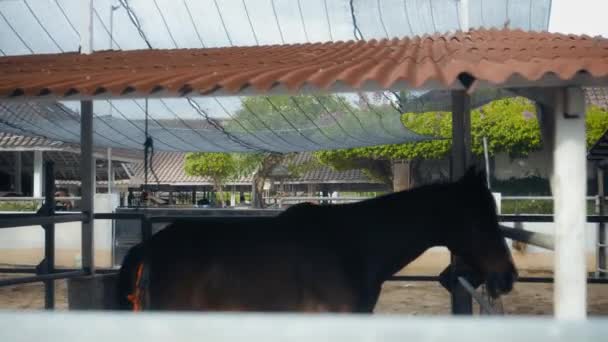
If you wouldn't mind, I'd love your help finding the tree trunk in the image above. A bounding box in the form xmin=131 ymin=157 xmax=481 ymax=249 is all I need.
xmin=251 ymin=153 xmax=286 ymax=209
xmin=217 ymin=183 xmax=225 ymax=207
xmin=392 ymin=160 xmax=411 ymax=192
xmin=392 ymin=159 xmax=425 ymax=192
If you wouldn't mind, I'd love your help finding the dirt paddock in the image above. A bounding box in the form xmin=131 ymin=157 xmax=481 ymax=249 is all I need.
xmin=1 ymin=272 xmax=607 ymax=315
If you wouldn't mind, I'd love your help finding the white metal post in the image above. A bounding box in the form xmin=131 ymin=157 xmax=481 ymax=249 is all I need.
xmin=107 ymin=147 xmax=113 ymax=194
xmin=33 ymin=150 xmax=43 ymax=198
xmin=551 ymin=87 xmax=587 ymax=319
xmin=81 ymin=100 xmax=95 ymax=274
xmin=458 ymin=0 xmax=470 ymax=31
xmin=80 ymin=0 xmax=94 ymax=54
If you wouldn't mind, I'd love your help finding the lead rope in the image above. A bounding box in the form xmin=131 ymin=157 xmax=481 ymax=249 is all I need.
xmin=142 ymin=98 xmax=160 ymax=206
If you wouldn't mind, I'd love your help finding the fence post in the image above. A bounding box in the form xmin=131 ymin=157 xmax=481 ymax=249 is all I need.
xmin=450 ymin=90 xmax=473 ymax=315
xmin=80 ymin=100 xmax=95 ymax=275
xmin=42 ymin=161 xmax=55 ymax=309
xmin=141 ymin=216 xmax=152 ymax=242
xmin=597 ymin=166 xmax=606 ymax=278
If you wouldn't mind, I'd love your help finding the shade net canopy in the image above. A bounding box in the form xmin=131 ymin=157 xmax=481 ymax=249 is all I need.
xmin=0 ymin=0 xmax=552 ymax=152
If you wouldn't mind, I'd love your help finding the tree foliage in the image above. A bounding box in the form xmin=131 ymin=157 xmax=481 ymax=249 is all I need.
xmin=184 ymin=152 xmax=236 ymax=184
xmin=586 ymin=105 xmax=608 ymax=148
xmin=316 ymin=98 xmax=608 ymax=187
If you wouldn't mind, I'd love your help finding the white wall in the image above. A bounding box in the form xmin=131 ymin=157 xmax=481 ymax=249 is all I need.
xmin=0 ymin=194 xmax=118 ymax=267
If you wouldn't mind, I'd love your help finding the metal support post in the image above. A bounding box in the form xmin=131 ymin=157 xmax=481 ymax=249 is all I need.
xmin=81 ymin=100 xmax=95 ymax=275
xmin=141 ymin=217 xmax=152 ymax=242
xmin=14 ymin=152 xmax=22 ymax=194
xmin=107 ymin=147 xmax=113 ymax=194
xmin=549 ymin=87 xmax=587 ymax=319
xmin=33 ymin=151 xmax=43 ymax=198
xmin=598 ymin=167 xmax=607 ymax=278
xmin=42 ymin=161 xmax=55 ymax=309
xmin=450 ymin=90 xmax=473 ymax=314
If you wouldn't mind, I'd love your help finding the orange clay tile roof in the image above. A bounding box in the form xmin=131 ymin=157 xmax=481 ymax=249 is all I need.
xmin=1 ymin=29 xmax=608 ymax=99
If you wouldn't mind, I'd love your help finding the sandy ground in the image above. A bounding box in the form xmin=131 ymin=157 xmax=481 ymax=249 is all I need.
xmin=1 ymin=273 xmax=607 ymax=315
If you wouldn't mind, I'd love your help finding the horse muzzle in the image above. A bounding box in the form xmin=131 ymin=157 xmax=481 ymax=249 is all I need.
xmin=438 ymin=264 xmax=518 ymax=299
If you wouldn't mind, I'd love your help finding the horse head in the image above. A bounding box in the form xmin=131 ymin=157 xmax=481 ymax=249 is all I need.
xmin=444 ymin=167 xmax=518 ymax=298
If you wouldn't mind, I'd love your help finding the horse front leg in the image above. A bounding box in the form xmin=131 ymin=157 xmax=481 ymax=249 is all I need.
xmin=354 ymin=282 xmax=382 ymax=313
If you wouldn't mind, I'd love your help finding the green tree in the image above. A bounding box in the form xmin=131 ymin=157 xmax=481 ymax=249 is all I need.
xmin=316 ymin=98 xmax=608 ymax=190
xmin=184 ymin=152 xmax=236 ymax=205
xmin=218 ymin=94 xmax=348 ymax=208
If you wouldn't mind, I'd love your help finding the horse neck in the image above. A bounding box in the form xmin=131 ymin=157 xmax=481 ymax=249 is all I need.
xmin=343 ymin=183 xmax=456 ymax=281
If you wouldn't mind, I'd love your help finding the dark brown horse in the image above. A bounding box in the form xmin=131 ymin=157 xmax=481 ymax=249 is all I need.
xmin=118 ymin=168 xmax=517 ymax=312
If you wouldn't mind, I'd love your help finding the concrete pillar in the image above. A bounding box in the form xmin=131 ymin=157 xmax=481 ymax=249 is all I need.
xmin=33 ymin=150 xmax=43 ymax=198
xmin=549 ymin=87 xmax=587 ymax=319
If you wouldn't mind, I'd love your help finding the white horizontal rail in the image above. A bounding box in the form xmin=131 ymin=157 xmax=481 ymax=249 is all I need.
xmin=0 ymin=312 xmax=606 ymax=342
xmin=277 ymin=196 xmax=371 ymax=202
xmin=502 ymin=196 xmax=601 ymax=200
xmin=0 ymin=197 xmax=81 ymax=201
xmin=499 ymin=225 xmax=555 ymax=250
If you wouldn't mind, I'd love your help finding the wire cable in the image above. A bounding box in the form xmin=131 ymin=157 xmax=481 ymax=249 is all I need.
xmin=22 ymin=0 xmax=64 ymax=52
xmin=270 ymin=0 xmax=285 ymax=44
xmin=334 ymin=95 xmax=385 ymax=143
xmin=183 ymin=0 xmax=206 ymax=47
xmin=213 ymin=0 xmax=233 ymax=45
xmin=107 ymin=100 xmax=182 ymax=150
xmin=157 ymin=99 xmax=232 ymax=151
xmin=528 ymin=0 xmax=533 ymax=31
xmin=311 ymin=95 xmax=371 ymax=145
xmin=0 ymin=8 xmax=34 ymax=54
xmin=428 ymin=0 xmax=437 ymax=32
xmin=91 ymin=10 xmax=200 ymax=151
xmin=356 ymin=93 xmax=406 ymax=139
xmin=263 ymin=97 xmax=323 ymax=149
xmin=186 ymin=98 xmax=260 ymax=151
xmin=0 ymin=103 xmax=71 ymax=142
xmin=349 ymin=0 xmax=364 ymax=40
xmin=53 ymin=103 xmax=133 ymax=148
xmin=93 ymin=8 xmax=122 ymax=49
xmin=26 ymin=103 xmax=81 ymax=140
xmin=152 ymin=0 xmax=179 ymax=48
xmin=240 ymin=99 xmax=307 ymax=151
xmin=118 ymin=0 xmax=153 ymax=49
xmin=131 ymin=99 xmax=204 ymax=151
xmin=323 ymin=0 xmax=333 ymax=41
xmin=241 ymin=0 xmax=259 ymax=45
xmin=289 ymin=97 xmax=347 ymax=148
xmin=403 ymin=0 xmax=415 ymax=36
xmin=377 ymin=0 xmax=390 ymax=39
xmin=296 ymin=0 xmax=309 ymax=42
xmin=213 ymin=98 xmax=277 ymax=150
xmin=53 ymin=0 xmax=80 ymax=38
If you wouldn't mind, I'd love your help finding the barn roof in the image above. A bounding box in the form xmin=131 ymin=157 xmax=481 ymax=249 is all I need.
xmin=130 ymin=151 xmax=379 ymax=186
xmin=1 ymin=30 xmax=607 ymax=100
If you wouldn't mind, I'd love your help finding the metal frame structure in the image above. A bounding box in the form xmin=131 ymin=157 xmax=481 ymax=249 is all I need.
xmin=0 ymin=1 xmax=601 ymax=320
xmin=1 ymin=207 xmax=607 ymax=309
xmin=0 ymin=89 xmax=599 ymax=316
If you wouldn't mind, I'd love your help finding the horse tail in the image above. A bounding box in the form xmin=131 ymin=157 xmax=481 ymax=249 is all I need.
xmin=117 ymin=242 xmax=145 ymax=310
